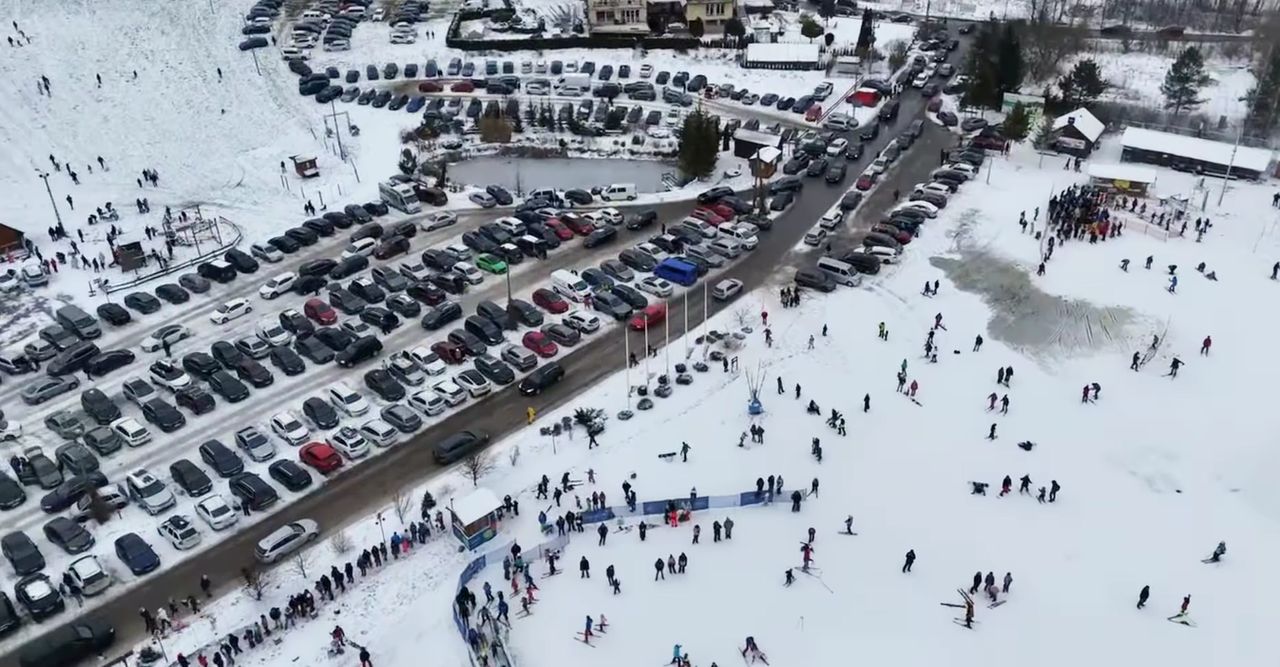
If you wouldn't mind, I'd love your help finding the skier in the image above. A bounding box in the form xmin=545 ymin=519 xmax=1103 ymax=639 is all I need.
xmin=1120 ymin=258 xmax=1130 ymax=271
xmin=671 ymin=644 xmax=683 ymax=664
xmin=902 ymin=549 xmax=916 ymax=573
xmin=795 ymin=384 xmax=801 ymax=399
xmin=1000 ymin=395 xmax=1009 ymax=414
xmin=1019 ymin=475 xmax=1031 ymax=494
xmin=970 ymin=572 xmax=982 ymax=594
xmin=987 ymin=423 xmax=997 ymax=440
xmin=973 ymin=334 xmax=983 ymax=351
xmin=784 ymin=568 xmax=794 ymax=586
xmin=999 ymin=475 xmax=1012 ymax=497
xmin=1049 ymin=480 xmax=1061 ymax=502
xmin=1131 ymin=351 xmax=1141 ymax=371
xmin=776 ymin=377 xmax=784 ymax=394
xmin=1208 ymin=541 xmax=1226 ymax=563
xmin=582 ymin=615 xmax=594 ymax=642
xmin=1082 ymin=385 xmax=1091 ymax=403
xmin=1091 ymin=382 xmax=1101 ymax=400
xmin=878 ymin=321 xmax=888 ymax=340
xmin=807 ymin=527 xmax=816 ymax=543
xmin=988 ymin=392 xmax=998 ymax=410
xmin=681 ymin=441 xmax=691 ymax=462
xmin=1200 ymin=336 xmax=1212 ymax=355
xmin=1169 ymin=357 xmax=1184 ymax=378
xmin=654 ymin=558 xmax=664 ymax=580
xmin=800 ymin=542 xmax=814 ymax=570
xmin=1137 ymin=585 xmax=1150 ymax=609
xmin=863 ymin=394 xmax=870 ymax=412
xmin=1037 ymin=486 xmax=1047 ymax=503
xmin=909 ymin=380 xmax=918 ymax=397
xmin=963 ymin=599 xmax=975 ymax=628
xmin=1180 ymin=595 xmax=1191 ymax=615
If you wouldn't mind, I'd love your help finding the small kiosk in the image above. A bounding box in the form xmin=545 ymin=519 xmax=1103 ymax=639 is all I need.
xmin=291 ymin=155 xmax=319 ymax=178
xmin=450 ymin=488 xmax=503 ymax=551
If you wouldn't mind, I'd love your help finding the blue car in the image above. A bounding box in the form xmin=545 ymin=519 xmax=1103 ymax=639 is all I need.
xmin=406 ymin=96 xmax=426 ymax=113
xmin=114 ymin=533 xmax=160 ymax=575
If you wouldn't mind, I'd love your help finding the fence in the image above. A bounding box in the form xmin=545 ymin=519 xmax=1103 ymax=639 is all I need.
xmin=98 ymin=217 xmax=242 ymax=295
xmin=451 ymin=486 xmax=784 ymax=665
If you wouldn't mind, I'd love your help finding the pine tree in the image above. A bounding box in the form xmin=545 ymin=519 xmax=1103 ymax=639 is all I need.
xmin=398 ymin=148 xmax=418 ymax=175
xmin=819 ymin=0 xmax=836 ymax=22
xmin=855 ymin=11 xmax=876 ymax=55
xmin=1003 ymin=102 xmax=1032 ymax=141
xmin=1032 ymin=111 xmax=1055 ymax=147
xmin=801 ymin=15 xmax=824 ymax=42
xmin=1162 ymin=46 xmax=1213 ymax=114
xmin=689 ymin=18 xmax=705 ymax=38
xmin=1245 ymin=48 xmax=1280 ymax=133
xmin=678 ymin=107 xmax=719 ymax=180
xmin=1057 ymin=59 xmax=1108 ymax=110
xmin=995 ymin=23 xmax=1023 ymax=93
xmin=725 ymin=17 xmax=746 ymax=39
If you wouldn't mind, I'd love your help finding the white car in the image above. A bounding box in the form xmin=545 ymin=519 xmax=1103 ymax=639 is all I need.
xmin=67 ymin=555 xmax=112 ymax=596
xmin=495 ymin=216 xmax=526 ymax=237
xmin=914 ymin=182 xmax=952 ymax=197
xmin=325 ymin=39 xmax=352 ymax=51
xmin=635 ymin=242 xmax=669 ymax=261
xmin=912 ymin=71 xmax=929 ymax=88
xmin=330 ymin=426 xmax=371 ymax=459
xmin=259 ymin=272 xmax=296 ymax=300
xmin=122 ymin=378 xmax=157 ymax=406
xmin=803 ymin=227 xmax=828 ymax=246
xmin=328 ymin=382 xmax=370 ymax=417
xmin=639 ymin=64 xmax=653 ymax=78
xmin=389 ymin=30 xmax=416 ymax=44
xmin=250 ymin=243 xmax=284 ymax=263
xmin=408 ymin=389 xmax=447 ymax=416
xmin=254 ymin=519 xmax=319 ymax=563
xmin=280 ymin=47 xmax=309 ymax=61
xmin=211 ymin=298 xmax=253 ymax=324
xmin=408 ymin=347 xmax=447 ymax=376
xmin=564 ymin=310 xmax=601 ymax=334
xmin=893 ymin=200 xmax=938 ymax=218
xmin=430 ymin=379 xmax=467 ymax=407
xmin=421 ymin=211 xmax=459 ymax=231
xmin=0 ymin=272 xmax=20 ymax=292
xmin=236 ymin=336 xmax=270 ymax=359
xmin=945 ymin=162 xmax=977 ymax=177
xmin=195 ymin=494 xmax=239 ymax=531
xmin=125 ymin=468 xmax=175 ymax=515
xmin=596 ymin=208 xmax=623 ymax=226
xmin=235 ymin=426 xmax=278 ymax=461
xmin=111 ymin=418 xmax=152 ymax=447
xmin=712 ymin=278 xmax=744 ymax=301
xmin=453 ymin=262 xmax=484 ymax=285
xmin=852 ymin=246 xmax=898 ymax=264
xmin=637 ymin=276 xmax=673 ymax=298
xmin=340 ymin=319 xmax=374 ymax=339
xmin=147 ymin=360 xmax=192 ymax=391
xmin=646 ymin=126 xmax=671 ymax=140
xmin=343 ymin=238 xmax=377 ymax=259
xmin=724 ymin=224 xmax=759 ymax=250
xmin=818 ymin=210 xmax=844 ymax=231
xmin=158 ymin=515 xmax=202 ymax=550
xmin=455 ymin=370 xmax=492 ymax=398
xmin=270 ymin=411 xmax=311 ymax=446
xmin=398 ymin=261 xmax=431 ymax=282
xmin=386 ymin=356 xmax=426 ymax=386
xmin=0 ymin=419 xmax=22 ymax=441
xmin=256 ymin=318 xmax=295 ymax=347
xmin=444 ymin=243 xmax=471 ymax=260
xmin=140 ymin=324 xmax=193 ymax=352
xmin=359 ymin=419 xmax=398 ymax=447
xmin=826 ymin=138 xmax=849 ymax=156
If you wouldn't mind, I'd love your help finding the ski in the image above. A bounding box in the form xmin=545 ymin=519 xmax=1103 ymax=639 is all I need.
xmin=939 ymin=602 xmax=966 ymax=608
xmin=1199 ymin=558 xmax=1219 ymax=564
xmin=575 ymin=636 xmax=597 ymax=646
xmin=989 ymin=600 xmax=1007 ymax=609
xmin=952 ymin=620 xmax=977 ymax=628
xmin=1167 ymin=617 xmax=1196 ymax=627
xmin=836 ymin=532 xmax=859 ymax=536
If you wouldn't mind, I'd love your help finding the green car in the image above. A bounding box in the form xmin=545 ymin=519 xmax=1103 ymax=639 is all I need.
xmin=475 ymin=253 xmax=508 ymax=275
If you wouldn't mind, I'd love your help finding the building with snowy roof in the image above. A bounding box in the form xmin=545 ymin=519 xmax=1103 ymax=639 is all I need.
xmin=1087 ymin=163 xmax=1158 ymax=197
xmin=1121 ymin=126 xmax=1273 ymax=181
xmin=743 ymin=42 xmax=821 ymax=70
xmin=1050 ymin=108 xmax=1104 ymax=156
xmin=733 ymin=127 xmax=783 ymax=159
xmin=450 ymin=487 xmax=503 ymax=550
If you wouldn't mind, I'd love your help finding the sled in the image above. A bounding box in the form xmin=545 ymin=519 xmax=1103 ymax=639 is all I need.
xmin=657 ymin=452 xmax=677 ymax=460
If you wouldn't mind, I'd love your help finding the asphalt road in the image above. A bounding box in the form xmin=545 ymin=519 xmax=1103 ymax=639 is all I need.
xmin=11 ymin=40 xmax=971 ymax=665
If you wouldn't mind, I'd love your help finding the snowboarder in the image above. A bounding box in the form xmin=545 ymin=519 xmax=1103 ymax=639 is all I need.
xmin=1200 ymin=336 xmax=1212 ymax=355
xmin=1180 ymin=595 xmax=1191 ymax=615
xmin=1208 ymin=541 xmax=1226 ymax=563
xmin=1049 ymin=480 xmax=1061 ymax=502
xmin=1137 ymin=585 xmax=1150 ymax=609
xmin=902 ymin=549 xmax=916 ymax=573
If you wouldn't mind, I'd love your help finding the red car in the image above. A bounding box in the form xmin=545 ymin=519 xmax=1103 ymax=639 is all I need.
xmin=855 ymin=173 xmax=877 ymax=191
xmin=451 ymin=81 xmax=475 ymax=93
xmin=522 ymin=331 xmax=559 ymax=358
xmin=560 ymin=213 xmax=595 ymax=236
xmin=532 ymin=288 xmax=569 ymax=314
xmin=544 ymin=219 xmax=574 ymax=241
xmin=689 ymin=208 xmax=726 ymax=225
xmin=304 ymin=298 xmax=338 ymax=325
xmin=872 ymin=224 xmax=912 ymax=244
xmin=418 ymin=81 xmax=443 ymax=93
xmin=299 ymin=442 xmax=344 ymax=474
xmin=430 ymin=341 xmax=466 ymax=364
xmin=698 ymin=202 xmax=735 ymax=222
xmin=629 ymin=303 xmax=667 ymax=331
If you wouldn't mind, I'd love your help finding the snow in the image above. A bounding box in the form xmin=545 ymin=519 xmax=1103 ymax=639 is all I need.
xmin=733 ymin=127 xmax=783 ymax=147
xmin=1087 ymin=162 xmax=1158 ymax=185
xmin=744 ymin=42 xmax=821 ymax=66
xmin=451 ymin=487 xmax=504 ymax=525
xmin=130 ymin=135 xmax=1280 ymax=667
xmin=1053 ymin=107 xmax=1105 ymax=143
xmin=1121 ymin=126 xmax=1273 ymax=173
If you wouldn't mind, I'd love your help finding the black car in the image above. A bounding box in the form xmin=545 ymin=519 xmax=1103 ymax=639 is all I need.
xmin=81 ymin=427 xmax=122 ymax=458
xmin=210 ymin=341 xmax=245 ymax=369
xmin=224 ymin=248 xmax=260 ymax=273
xmin=618 ymin=248 xmax=657 ymax=273
xmin=0 ymin=473 xmax=27 ymax=510
xmin=268 ymin=235 xmax=301 ymax=254
xmin=315 ymin=327 xmax=356 ymax=352
xmin=95 ymin=303 xmax=131 ymax=326
xmin=421 ymin=301 xmax=463 ymax=330
xmin=123 ymin=292 xmax=161 ymax=314
xmin=351 ymin=223 xmax=384 ymax=243
xmin=199 ymin=439 xmax=244 ymax=478
xmin=611 ymin=284 xmax=648 ymax=309
xmin=840 ymin=191 xmax=865 ymax=211
xmin=292 ymin=275 xmax=326 ymax=296
xmin=84 ymin=350 xmax=134 ymax=377
xmin=336 ymin=336 xmax=382 ymax=368
xmin=207 ymin=370 xmax=250 ymax=403
xmin=269 ymin=347 xmax=306 ymax=376
xmin=16 ymin=618 xmax=116 ymax=667
xmin=176 ymin=385 xmax=216 ymax=415
xmin=294 ymin=335 xmax=336 ymax=364
xmin=53 ymin=443 xmax=98 ymax=476
xmin=825 ymin=163 xmax=847 ymax=184
xmin=518 ymin=361 xmax=565 ymax=396
xmin=80 ymin=388 xmax=120 ymax=425
xmin=859 ymin=123 xmax=880 ymax=141
xmin=2 ymin=532 xmax=44 ymax=575
xmin=228 ymin=472 xmax=278 ymax=512
xmin=473 ymin=354 xmax=515 ymax=385
xmin=0 ymin=591 xmax=19 ymax=637
xmin=844 ymin=143 xmax=865 ymax=161
xmin=462 ymin=231 xmax=498 ymax=254
xmin=114 ymin=533 xmax=160 ymax=575
xmin=385 ymin=293 xmax=421 ymax=319
xmin=42 ymin=517 xmax=94 ymax=554
xmin=279 ymin=310 xmax=315 ymax=338
xmin=169 ymin=459 xmax=212 ymax=497
xmin=303 ymin=397 xmax=340 ymax=429
xmin=583 ymin=226 xmax=617 ymax=248
xmin=563 ymin=189 xmax=594 ymax=206
xmin=344 ymin=204 xmax=374 ymax=224
xmin=505 ymin=299 xmax=543 ymax=327
xmin=233 ymin=358 xmax=274 ymax=388
xmin=795 ymin=267 xmax=838 ymax=292
xmin=142 ymin=398 xmax=186 ymax=433
xmin=285 ymin=227 xmax=319 ymax=246
xmin=363 ymin=369 xmax=406 ymax=402
xmin=359 ymin=306 xmax=400 ymax=332
xmin=485 ymin=185 xmax=513 ymax=205
xmin=15 ymin=573 xmax=64 ymax=619
xmin=541 ymin=323 xmax=580 ymax=347
xmin=38 ymin=472 xmax=107 ymax=513
xmin=330 ymin=256 xmax=370 ymax=281
xmin=805 ymin=157 xmax=829 ymax=178
xmin=268 ymin=460 xmax=312 ymax=492
xmin=147 ymin=284 xmax=185 ymax=305
xmin=298 ymin=259 xmax=337 ymax=278
xmin=770 ymin=191 xmax=796 ymax=211
xmin=182 ymin=352 xmax=221 ymax=380
xmin=476 ymin=301 xmax=515 ymax=330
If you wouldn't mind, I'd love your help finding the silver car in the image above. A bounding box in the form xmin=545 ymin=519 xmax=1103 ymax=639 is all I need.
xmin=22 ymin=376 xmax=80 ymax=405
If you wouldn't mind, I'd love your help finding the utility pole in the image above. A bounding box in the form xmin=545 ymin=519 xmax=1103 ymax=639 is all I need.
xmin=328 ymin=101 xmax=347 ymax=161
xmin=250 ymin=48 xmax=261 ymax=76
xmin=36 ymin=171 xmax=63 ymax=228
xmin=1217 ymin=123 xmax=1243 ymax=207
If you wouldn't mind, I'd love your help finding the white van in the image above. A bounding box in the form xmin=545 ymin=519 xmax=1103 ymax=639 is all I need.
xmin=817 ymin=257 xmax=864 ymax=287
xmin=258 ymin=272 xmax=296 ymax=300
xmin=551 ymin=269 xmax=592 ymax=302
xmin=600 ymin=183 xmax=637 ymax=202
xmin=708 ymin=237 xmax=744 ymax=259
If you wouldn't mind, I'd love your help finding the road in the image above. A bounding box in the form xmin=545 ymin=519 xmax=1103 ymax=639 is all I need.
xmin=7 ymin=37 xmax=972 ymax=665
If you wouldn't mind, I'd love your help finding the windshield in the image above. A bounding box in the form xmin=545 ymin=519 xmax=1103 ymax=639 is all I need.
xmin=137 ymin=479 xmax=165 ymax=497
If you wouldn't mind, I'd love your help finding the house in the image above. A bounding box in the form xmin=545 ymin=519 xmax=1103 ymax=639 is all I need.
xmin=0 ymin=222 xmax=26 ymax=258
xmin=1121 ymin=126 xmax=1273 ymax=181
xmin=449 ymin=487 xmax=503 ymax=550
xmin=1049 ymin=108 xmax=1104 ymax=156
xmin=685 ymin=0 xmax=735 ymax=31
xmin=1086 ymin=163 xmax=1157 ymax=197
xmin=645 ymin=0 xmax=684 ymax=28
xmin=587 ymin=0 xmax=649 ymax=34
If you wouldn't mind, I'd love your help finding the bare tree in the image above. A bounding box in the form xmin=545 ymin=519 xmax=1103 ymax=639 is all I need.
xmin=461 ymin=452 xmax=496 ymax=487
xmin=329 ymin=528 xmax=353 ymax=557
xmin=391 ymin=486 xmax=413 ymax=524
xmin=291 ymin=552 xmax=313 ymax=580
xmin=242 ymin=564 xmax=270 ymax=601
xmin=732 ymin=307 xmax=751 ymax=329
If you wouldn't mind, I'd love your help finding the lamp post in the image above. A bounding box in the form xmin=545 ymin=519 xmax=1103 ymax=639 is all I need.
xmin=36 ymin=171 xmax=63 ymax=228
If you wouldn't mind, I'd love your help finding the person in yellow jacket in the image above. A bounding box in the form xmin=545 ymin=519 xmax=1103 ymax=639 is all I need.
xmin=527 ymin=406 xmax=536 ymax=424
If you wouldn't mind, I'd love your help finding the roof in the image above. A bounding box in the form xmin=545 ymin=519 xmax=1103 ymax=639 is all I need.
xmin=744 ymin=42 xmax=820 ymax=64
xmin=1121 ymin=126 xmax=1273 ymax=173
xmin=1052 ymin=108 xmax=1104 ymax=143
xmin=734 ymin=128 xmax=782 ymax=147
xmin=450 ymin=487 xmax=502 ymax=524
xmin=754 ymin=146 xmax=783 ymax=164
xmin=1087 ymin=162 xmax=1157 ymax=184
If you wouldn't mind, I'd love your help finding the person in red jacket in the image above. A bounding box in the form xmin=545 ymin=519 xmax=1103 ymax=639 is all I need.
xmin=1200 ymin=336 xmax=1212 ymax=355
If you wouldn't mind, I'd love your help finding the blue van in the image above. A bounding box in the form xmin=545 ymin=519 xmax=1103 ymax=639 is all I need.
xmin=654 ymin=258 xmax=698 ymax=287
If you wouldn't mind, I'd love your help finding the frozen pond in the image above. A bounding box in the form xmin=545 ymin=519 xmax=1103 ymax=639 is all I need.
xmin=448 ymin=156 xmax=674 ymax=193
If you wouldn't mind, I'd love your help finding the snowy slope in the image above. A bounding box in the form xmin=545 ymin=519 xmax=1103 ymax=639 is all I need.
xmin=143 ymin=142 xmax=1280 ymax=667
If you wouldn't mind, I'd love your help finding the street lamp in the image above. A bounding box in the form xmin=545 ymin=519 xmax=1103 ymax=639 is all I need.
xmin=35 ymin=170 xmax=63 ymax=228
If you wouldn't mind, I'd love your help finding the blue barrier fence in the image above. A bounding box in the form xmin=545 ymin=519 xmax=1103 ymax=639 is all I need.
xmin=451 ymin=487 xmax=785 ymax=665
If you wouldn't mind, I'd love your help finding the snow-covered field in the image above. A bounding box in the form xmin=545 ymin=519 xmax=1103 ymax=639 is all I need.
xmin=134 ymin=131 xmax=1280 ymax=667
